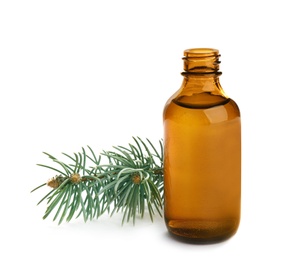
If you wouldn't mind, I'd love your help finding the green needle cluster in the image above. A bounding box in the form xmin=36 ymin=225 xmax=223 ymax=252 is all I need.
xmin=31 ymin=137 xmax=164 ymax=225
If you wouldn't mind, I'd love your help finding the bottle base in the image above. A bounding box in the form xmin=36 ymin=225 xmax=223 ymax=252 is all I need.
xmin=166 ymin=219 xmax=239 ymax=244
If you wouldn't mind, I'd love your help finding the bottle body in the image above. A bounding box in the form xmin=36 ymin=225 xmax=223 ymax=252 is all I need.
xmin=163 ymin=48 xmax=241 ymax=243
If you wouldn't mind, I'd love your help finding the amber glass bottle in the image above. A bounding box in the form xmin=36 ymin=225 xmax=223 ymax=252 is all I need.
xmin=163 ymin=48 xmax=241 ymax=243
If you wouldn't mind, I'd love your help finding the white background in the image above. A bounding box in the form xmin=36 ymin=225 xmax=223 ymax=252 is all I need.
xmin=1 ymin=0 xmax=286 ymax=259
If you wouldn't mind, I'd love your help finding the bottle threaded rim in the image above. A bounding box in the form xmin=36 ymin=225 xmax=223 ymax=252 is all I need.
xmin=182 ymin=48 xmax=221 ymax=75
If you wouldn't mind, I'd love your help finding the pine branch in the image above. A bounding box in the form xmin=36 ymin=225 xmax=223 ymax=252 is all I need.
xmin=31 ymin=137 xmax=164 ymax=225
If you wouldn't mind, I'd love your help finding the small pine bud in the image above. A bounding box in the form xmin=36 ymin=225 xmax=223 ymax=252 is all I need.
xmin=70 ymin=173 xmax=81 ymax=184
xmin=47 ymin=177 xmax=60 ymax=189
xmin=132 ymin=173 xmax=141 ymax=184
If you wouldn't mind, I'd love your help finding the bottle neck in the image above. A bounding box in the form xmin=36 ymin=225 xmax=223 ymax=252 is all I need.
xmin=181 ymin=74 xmax=222 ymax=94
xmin=182 ymin=48 xmax=222 ymax=76
xmin=180 ymin=48 xmax=226 ymax=96
xmin=173 ymin=48 xmax=228 ymax=108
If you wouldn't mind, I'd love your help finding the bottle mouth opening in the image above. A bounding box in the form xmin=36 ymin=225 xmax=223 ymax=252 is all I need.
xmin=184 ymin=48 xmax=219 ymax=58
